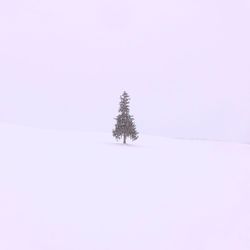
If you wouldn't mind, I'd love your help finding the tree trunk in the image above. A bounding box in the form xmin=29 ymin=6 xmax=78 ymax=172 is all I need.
xmin=123 ymin=135 xmax=127 ymax=144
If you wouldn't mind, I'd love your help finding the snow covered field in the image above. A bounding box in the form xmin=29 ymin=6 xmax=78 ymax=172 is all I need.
xmin=0 ymin=123 xmax=249 ymax=250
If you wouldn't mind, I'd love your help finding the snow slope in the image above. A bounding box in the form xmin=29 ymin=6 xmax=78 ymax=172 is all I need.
xmin=0 ymin=123 xmax=249 ymax=250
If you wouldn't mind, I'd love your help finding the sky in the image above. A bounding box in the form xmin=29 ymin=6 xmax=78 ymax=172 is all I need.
xmin=0 ymin=0 xmax=250 ymax=142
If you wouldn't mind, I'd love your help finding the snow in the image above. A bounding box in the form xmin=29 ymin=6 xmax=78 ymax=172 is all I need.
xmin=0 ymin=123 xmax=249 ymax=250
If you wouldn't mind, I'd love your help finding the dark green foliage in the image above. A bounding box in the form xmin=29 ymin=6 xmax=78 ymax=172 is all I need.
xmin=113 ymin=91 xmax=139 ymax=144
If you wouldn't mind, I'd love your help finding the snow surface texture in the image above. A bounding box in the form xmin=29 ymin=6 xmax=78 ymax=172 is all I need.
xmin=0 ymin=123 xmax=249 ymax=250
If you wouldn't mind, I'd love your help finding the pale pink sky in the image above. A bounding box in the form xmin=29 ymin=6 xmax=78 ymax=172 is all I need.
xmin=0 ymin=0 xmax=250 ymax=142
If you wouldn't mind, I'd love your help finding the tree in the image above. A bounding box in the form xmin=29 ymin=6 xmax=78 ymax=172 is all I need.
xmin=113 ymin=91 xmax=139 ymax=144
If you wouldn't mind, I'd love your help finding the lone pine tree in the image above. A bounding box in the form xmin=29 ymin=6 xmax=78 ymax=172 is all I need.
xmin=113 ymin=91 xmax=139 ymax=144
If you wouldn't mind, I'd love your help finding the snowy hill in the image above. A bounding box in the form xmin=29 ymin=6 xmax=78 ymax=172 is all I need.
xmin=0 ymin=123 xmax=249 ymax=250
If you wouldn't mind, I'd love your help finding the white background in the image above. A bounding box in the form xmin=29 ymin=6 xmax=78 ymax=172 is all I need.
xmin=0 ymin=0 xmax=250 ymax=142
